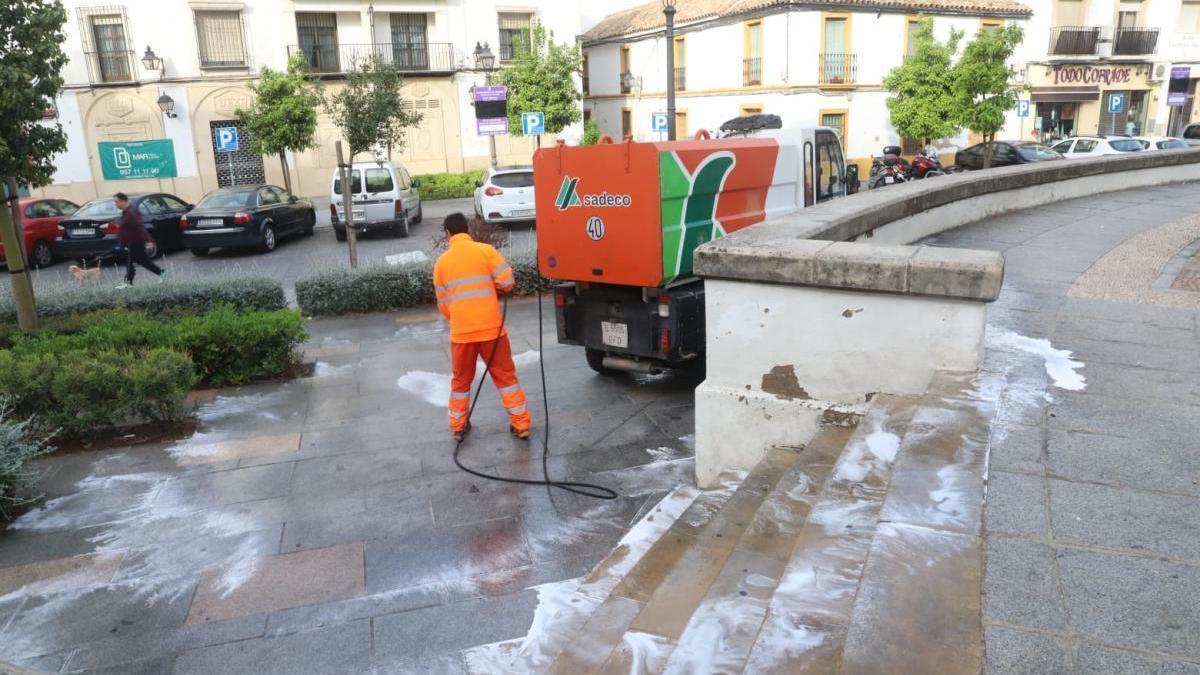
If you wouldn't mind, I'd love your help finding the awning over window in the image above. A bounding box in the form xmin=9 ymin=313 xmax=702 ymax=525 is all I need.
xmin=1030 ymin=86 xmax=1101 ymax=103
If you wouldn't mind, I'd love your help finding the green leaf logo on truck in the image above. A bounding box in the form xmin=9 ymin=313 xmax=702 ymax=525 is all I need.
xmin=556 ymin=176 xmax=583 ymax=210
xmin=660 ymin=151 xmax=736 ymax=283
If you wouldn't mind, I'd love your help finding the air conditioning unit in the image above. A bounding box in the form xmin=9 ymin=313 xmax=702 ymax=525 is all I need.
xmin=1149 ymin=62 xmax=1171 ymax=82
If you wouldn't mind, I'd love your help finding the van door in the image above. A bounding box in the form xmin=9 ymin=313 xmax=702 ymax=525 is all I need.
xmin=363 ymin=166 xmax=398 ymax=224
xmin=814 ymin=131 xmax=847 ymax=203
xmin=332 ymin=169 xmax=362 ymax=224
xmin=398 ymin=166 xmax=418 ymax=220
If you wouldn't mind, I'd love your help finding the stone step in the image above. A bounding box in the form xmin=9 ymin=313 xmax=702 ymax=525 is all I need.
xmin=743 ymin=394 xmax=921 ymax=673
xmin=550 ymin=450 xmax=800 ymax=673
xmin=837 ymin=371 xmax=998 ymax=675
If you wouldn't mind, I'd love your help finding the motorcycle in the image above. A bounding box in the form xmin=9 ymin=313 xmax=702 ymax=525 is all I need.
xmin=868 ymin=146 xmax=909 ymax=189
xmin=909 ymin=151 xmax=946 ymax=179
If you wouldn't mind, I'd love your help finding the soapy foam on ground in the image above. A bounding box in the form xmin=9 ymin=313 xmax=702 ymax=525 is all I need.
xmin=396 ymin=371 xmax=453 ymax=406
xmin=989 ymin=329 xmax=1086 ymax=391
xmin=832 ymin=424 xmax=901 ymax=484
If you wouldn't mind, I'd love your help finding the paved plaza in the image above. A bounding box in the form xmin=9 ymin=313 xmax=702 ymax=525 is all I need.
xmin=0 ymin=183 xmax=1197 ymax=673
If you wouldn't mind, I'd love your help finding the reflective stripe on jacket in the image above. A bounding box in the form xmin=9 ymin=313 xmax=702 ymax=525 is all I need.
xmin=433 ymin=233 xmax=516 ymax=343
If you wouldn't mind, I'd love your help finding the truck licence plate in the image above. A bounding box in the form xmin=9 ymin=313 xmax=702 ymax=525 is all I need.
xmin=601 ymin=321 xmax=628 ymax=348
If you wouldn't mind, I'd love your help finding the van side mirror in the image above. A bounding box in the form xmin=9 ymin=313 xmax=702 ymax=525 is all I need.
xmin=288 ymin=195 xmax=298 ymax=203
xmin=411 ymin=177 xmax=422 ymax=188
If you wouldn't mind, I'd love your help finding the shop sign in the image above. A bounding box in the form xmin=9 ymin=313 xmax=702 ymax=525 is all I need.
xmin=1050 ymin=65 xmax=1134 ymax=86
xmin=1168 ymin=66 xmax=1191 ymax=107
xmin=98 ymin=139 xmax=178 ymax=180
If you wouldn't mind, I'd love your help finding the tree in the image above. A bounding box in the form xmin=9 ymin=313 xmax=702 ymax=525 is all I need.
xmin=953 ymin=24 xmax=1025 ymax=168
xmin=0 ymin=0 xmax=68 ymax=332
xmin=325 ymin=54 xmax=422 ymax=160
xmin=494 ymin=21 xmax=582 ymax=137
xmin=236 ymin=54 xmax=323 ymax=194
xmin=581 ymin=118 xmax=600 ymax=146
xmin=882 ymin=17 xmax=962 ymax=148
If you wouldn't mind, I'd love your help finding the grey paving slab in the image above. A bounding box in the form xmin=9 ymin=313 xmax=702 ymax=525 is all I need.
xmin=1062 ymin=336 xmax=1200 ymax=374
xmin=153 ymin=463 xmax=296 ymax=509
xmin=65 ymin=655 xmax=174 ymax=675
xmin=1047 ymin=392 xmax=1200 ymax=441
xmin=173 ymin=619 xmax=372 ymax=675
xmin=364 ymin=518 xmax=532 ymax=596
xmin=983 ymin=536 xmax=1066 ymax=630
xmin=983 ymin=471 xmax=1046 ymax=538
xmin=1074 ymin=644 xmax=1200 ymax=675
xmin=59 ymin=613 xmax=268 ymax=672
xmin=1079 ymin=361 xmax=1200 ymax=406
xmin=1057 ymin=548 xmax=1200 ymax=657
xmin=1047 ymin=429 xmax=1200 ymax=497
xmin=1048 ymin=479 xmax=1200 ymax=560
xmin=988 ymin=423 xmax=1044 ymax=474
xmin=279 ymin=489 xmax=431 ymax=552
xmin=371 ymin=589 xmax=540 ymax=664
xmin=983 ymin=625 xmax=1072 ymax=675
xmin=290 ymin=448 xmax=423 ymax=496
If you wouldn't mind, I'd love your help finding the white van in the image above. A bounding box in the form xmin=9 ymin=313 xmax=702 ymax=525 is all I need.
xmin=330 ymin=161 xmax=423 ymax=240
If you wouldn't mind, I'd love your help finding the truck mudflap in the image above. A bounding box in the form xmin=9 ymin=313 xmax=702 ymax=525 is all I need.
xmin=554 ymin=281 xmax=704 ymax=370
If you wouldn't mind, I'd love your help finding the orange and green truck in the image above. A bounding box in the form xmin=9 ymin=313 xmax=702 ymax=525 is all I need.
xmin=534 ymin=123 xmax=855 ymax=374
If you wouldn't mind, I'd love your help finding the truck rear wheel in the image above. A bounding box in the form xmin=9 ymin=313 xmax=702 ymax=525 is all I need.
xmin=585 ymin=348 xmax=617 ymax=376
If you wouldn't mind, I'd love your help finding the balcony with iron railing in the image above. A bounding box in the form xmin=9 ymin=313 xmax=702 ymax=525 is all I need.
xmin=818 ymin=53 xmax=857 ymax=86
xmin=743 ymin=57 xmax=762 ymax=86
xmin=286 ymin=42 xmax=457 ymax=74
xmin=1048 ymin=26 xmax=1101 ymax=55
xmin=1112 ymin=27 xmax=1159 ymax=55
xmin=84 ymin=49 xmax=136 ymax=85
xmin=674 ymin=66 xmax=686 ymax=91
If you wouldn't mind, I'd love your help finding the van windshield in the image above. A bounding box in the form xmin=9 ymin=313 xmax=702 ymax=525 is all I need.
xmin=333 ymin=170 xmax=362 ymax=195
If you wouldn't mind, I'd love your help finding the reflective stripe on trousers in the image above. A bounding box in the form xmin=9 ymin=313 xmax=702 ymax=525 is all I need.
xmin=447 ymin=335 xmax=531 ymax=432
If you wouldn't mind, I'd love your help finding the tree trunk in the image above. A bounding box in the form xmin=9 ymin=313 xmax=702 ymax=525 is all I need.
xmin=982 ymin=133 xmax=995 ymax=169
xmin=278 ymin=152 xmax=293 ymax=194
xmin=0 ymin=176 xmax=38 ymax=332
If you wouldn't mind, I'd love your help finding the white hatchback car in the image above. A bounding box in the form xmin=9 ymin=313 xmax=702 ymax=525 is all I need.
xmin=1050 ymin=136 xmax=1144 ymax=159
xmin=474 ymin=166 xmax=536 ymax=225
xmin=1133 ymin=136 xmax=1189 ymax=150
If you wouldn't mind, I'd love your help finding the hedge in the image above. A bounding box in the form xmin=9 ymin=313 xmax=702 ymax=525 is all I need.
xmin=0 ymin=401 xmax=52 ymax=522
xmin=414 ymin=170 xmax=485 ymax=201
xmin=5 ymin=307 xmax=308 ymax=387
xmin=0 ymin=275 xmax=286 ymax=324
xmin=0 ymin=347 xmax=196 ymax=438
xmin=295 ymin=250 xmax=554 ymax=317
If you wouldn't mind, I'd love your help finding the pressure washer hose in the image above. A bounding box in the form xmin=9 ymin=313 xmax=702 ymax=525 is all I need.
xmin=451 ymin=291 xmax=618 ymax=500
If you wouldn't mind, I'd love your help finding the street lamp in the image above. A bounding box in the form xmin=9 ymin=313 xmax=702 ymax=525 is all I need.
xmin=473 ymin=42 xmax=496 ymax=71
xmin=157 ymin=92 xmax=177 ymax=119
xmin=663 ymin=0 xmax=677 ymax=140
xmin=367 ymin=3 xmax=375 ymax=45
xmin=141 ymin=46 xmax=162 ymax=72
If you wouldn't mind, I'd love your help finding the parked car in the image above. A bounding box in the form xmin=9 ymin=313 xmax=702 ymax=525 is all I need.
xmin=180 ymin=185 xmax=315 ymax=255
xmin=1182 ymin=123 xmax=1200 ymax=146
xmin=1050 ymin=135 xmax=1144 ymax=158
xmin=55 ymin=192 xmax=190 ymax=262
xmin=1133 ymin=136 xmax=1189 ymax=151
xmin=955 ymin=141 xmax=1064 ymax=170
xmin=474 ymin=165 xmax=536 ymax=224
xmin=0 ymin=197 xmax=79 ymax=269
xmin=330 ymin=161 xmax=422 ymax=241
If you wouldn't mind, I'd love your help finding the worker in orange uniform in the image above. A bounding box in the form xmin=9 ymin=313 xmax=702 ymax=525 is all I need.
xmin=434 ymin=213 xmax=532 ymax=442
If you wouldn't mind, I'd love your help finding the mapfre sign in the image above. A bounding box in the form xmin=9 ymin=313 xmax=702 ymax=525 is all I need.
xmin=1049 ymin=65 xmax=1136 ymax=86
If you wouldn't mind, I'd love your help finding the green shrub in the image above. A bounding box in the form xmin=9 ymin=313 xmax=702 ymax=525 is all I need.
xmin=295 ymin=250 xmax=552 ymax=317
xmin=582 ymin=118 xmax=600 ymax=146
xmin=414 ymin=170 xmax=485 ymax=201
xmin=5 ymin=307 xmax=308 ymax=387
xmin=0 ymin=348 xmax=196 ymax=438
xmin=0 ymin=275 xmax=286 ymax=324
xmin=0 ymin=401 xmax=52 ymax=522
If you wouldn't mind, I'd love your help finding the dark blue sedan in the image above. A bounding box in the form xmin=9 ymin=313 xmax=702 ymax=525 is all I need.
xmin=181 ymin=185 xmax=315 ymax=255
xmin=54 ymin=192 xmax=190 ymax=262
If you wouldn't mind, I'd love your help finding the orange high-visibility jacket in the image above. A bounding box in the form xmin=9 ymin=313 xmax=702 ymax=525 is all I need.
xmin=433 ymin=233 xmax=516 ymax=343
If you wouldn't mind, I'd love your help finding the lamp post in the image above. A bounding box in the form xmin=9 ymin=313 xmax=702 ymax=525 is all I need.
xmin=474 ymin=42 xmax=499 ymax=166
xmin=663 ymin=0 xmax=677 ymax=141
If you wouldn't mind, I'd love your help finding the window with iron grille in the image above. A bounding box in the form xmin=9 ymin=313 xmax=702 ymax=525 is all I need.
xmin=296 ymin=12 xmax=339 ymax=73
xmin=390 ymin=13 xmax=428 ymax=69
xmin=78 ymin=7 xmax=134 ymax=84
xmin=498 ymin=13 xmax=532 ymax=62
xmin=195 ymin=10 xmax=247 ymax=68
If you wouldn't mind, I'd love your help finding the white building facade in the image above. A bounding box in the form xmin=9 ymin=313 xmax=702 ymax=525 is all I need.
xmin=40 ymin=0 xmax=585 ymax=204
xmin=583 ymin=0 xmax=1200 ymax=172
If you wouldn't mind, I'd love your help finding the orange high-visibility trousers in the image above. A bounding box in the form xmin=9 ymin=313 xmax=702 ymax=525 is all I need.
xmin=449 ymin=335 xmax=531 ymax=432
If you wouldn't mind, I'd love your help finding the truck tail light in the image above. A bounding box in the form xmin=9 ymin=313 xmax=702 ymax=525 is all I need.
xmin=657 ymin=295 xmax=671 ymax=318
xmin=484 ymin=186 xmax=504 ymax=196
xmin=233 ymin=212 xmax=252 ymax=225
xmin=659 ymin=327 xmax=671 ymax=353
xmin=554 ymin=286 xmax=570 ymax=307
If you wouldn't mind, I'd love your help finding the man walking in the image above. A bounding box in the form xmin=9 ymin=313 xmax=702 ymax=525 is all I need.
xmin=112 ymin=193 xmax=165 ymax=287
xmin=433 ymin=213 xmax=531 ymax=441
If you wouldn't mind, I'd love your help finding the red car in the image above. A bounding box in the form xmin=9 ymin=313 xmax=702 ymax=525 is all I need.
xmin=0 ymin=197 xmax=79 ymax=269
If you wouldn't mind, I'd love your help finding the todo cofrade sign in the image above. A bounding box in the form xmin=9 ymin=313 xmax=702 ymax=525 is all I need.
xmin=474 ymin=85 xmax=508 ymax=136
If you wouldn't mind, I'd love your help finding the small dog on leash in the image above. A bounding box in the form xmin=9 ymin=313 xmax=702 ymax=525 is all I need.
xmin=69 ymin=263 xmax=102 ymax=285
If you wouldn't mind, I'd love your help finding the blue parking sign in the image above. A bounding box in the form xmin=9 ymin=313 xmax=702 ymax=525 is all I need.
xmin=521 ymin=111 xmax=545 ymax=135
xmin=1015 ymin=98 xmax=1030 ymax=118
xmin=216 ymin=126 xmax=239 ymax=153
xmin=651 ymin=112 xmax=668 ymax=133
xmin=1108 ymin=93 xmax=1125 ymax=114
